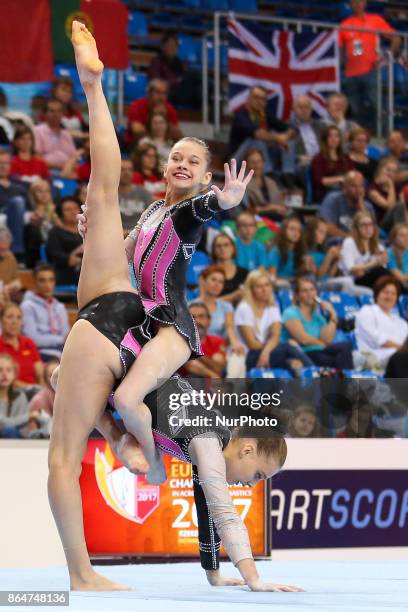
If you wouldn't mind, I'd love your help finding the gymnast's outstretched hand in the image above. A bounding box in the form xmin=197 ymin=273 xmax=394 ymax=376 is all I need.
xmin=212 ymin=159 xmax=254 ymax=210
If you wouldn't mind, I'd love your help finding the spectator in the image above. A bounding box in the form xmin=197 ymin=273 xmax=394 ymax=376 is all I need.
xmin=21 ymin=264 xmax=69 ymax=361
xmin=46 ymin=197 xmax=83 ymax=285
xmin=282 ymin=276 xmax=354 ymax=369
xmin=304 ymin=217 xmax=342 ymax=286
xmin=355 ymin=276 xmax=408 ymax=370
xmin=33 ymin=98 xmax=77 ymax=170
xmin=244 ymin=148 xmax=286 ymax=220
xmin=25 ymin=179 xmax=59 ymax=268
xmin=367 ymin=157 xmax=407 ymax=233
xmin=385 ymin=131 xmax=408 ymax=183
xmin=336 ymin=405 xmax=374 ymax=438
xmin=311 ymin=125 xmax=354 ymax=202
xmin=51 ymin=76 xmax=87 ymax=141
xmin=61 ymin=136 xmax=91 ymax=182
xmin=320 ymin=170 xmax=374 ymax=238
xmin=385 ymin=336 xmax=408 ymax=378
xmin=0 ymin=149 xmax=28 ymax=255
xmin=235 ymin=269 xmax=312 ymax=371
xmin=10 ymin=126 xmax=49 ymax=183
xmin=284 ymin=94 xmax=321 ymax=177
xmin=139 ymin=110 xmax=174 ymax=166
xmin=348 ymin=127 xmax=378 ymax=183
xmin=339 ymin=0 xmax=400 ymax=131
xmin=196 ymin=265 xmax=245 ymax=355
xmin=229 ymin=86 xmax=295 ymax=173
xmin=0 ymin=225 xmax=22 ymax=302
xmin=321 ymin=93 xmax=359 ymax=141
xmin=387 ymin=223 xmax=408 ymax=289
xmin=126 ymin=78 xmax=183 ymax=147
xmin=287 ymin=405 xmax=320 ymax=438
xmin=118 ymin=158 xmax=152 ymax=231
xmin=268 ymin=216 xmax=306 ymax=286
xmin=132 ymin=143 xmax=166 ymax=200
xmin=211 ymin=233 xmax=248 ymax=304
xmin=0 ymin=353 xmax=30 ymax=439
xmin=339 ymin=210 xmax=389 ymax=293
xmin=27 ymin=357 xmax=59 ymax=437
xmin=0 ymin=303 xmax=44 ymax=387
xmin=75 ymin=183 xmax=87 ymax=208
xmin=184 ymin=302 xmax=227 ymax=379
xmin=234 ymin=211 xmax=268 ymax=271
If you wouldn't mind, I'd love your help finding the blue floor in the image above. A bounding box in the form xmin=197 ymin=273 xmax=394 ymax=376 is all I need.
xmin=0 ymin=560 xmax=407 ymax=611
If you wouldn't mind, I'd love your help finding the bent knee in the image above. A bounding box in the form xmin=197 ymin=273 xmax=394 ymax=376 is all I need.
xmin=48 ymin=447 xmax=83 ymax=478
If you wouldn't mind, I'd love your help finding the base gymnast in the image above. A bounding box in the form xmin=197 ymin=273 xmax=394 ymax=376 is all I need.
xmin=48 ymin=21 xmax=302 ymax=593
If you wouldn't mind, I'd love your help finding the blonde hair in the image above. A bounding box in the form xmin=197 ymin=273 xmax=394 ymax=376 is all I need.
xmin=172 ymin=137 xmax=212 ymax=168
xmin=28 ymin=179 xmax=59 ymax=225
xmin=242 ymin=269 xmax=275 ymax=311
xmin=0 ymin=353 xmax=19 ymax=408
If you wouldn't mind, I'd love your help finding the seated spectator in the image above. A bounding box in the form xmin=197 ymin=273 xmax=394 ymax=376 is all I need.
xmin=284 ymin=94 xmax=321 ymax=178
xmin=385 ymin=130 xmax=408 ymax=184
xmin=0 ymin=353 xmax=30 ymax=438
xmin=235 ymin=270 xmax=312 ymax=371
xmin=21 ymin=264 xmax=69 ymax=361
xmin=385 ymin=336 xmax=408 ymax=377
xmin=244 ymin=148 xmax=286 ymax=220
xmin=229 ymin=86 xmax=294 ymax=173
xmin=33 ymin=98 xmax=77 ymax=170
xmin=234 ymin=211 xmax=268 ymax=271
xmin=387 ymin=223 xmax=408 ymax=289
xmin=61 ymin=136 xmax=91 ymax=182
xmin=118 ymin=158 xmax=152 ymax=231
xmin=184 ymin=302 xmax=227 ymax=379
xmin=268 ymin=216 xmax=306 ymax=286
xmin=139 ymin=110 xmax=173 ymax=166
xmin=282 ymin=276 xmax=354 ymax=369
xmin=367 ymin=157 xmax=407 ymax=233
xmin=132 ymin=142 xmax=166 ymax=200
xmin=348 ymin=127 xmax=378 ymax=183
xmin=0 ymin=225 xmax=22 ymax=302
xmin=355 ymin=276 xmax=408 ymax=370
xmin=196 ymin=265 xmax=245 ymax=355
xmin=46 ymin=197 xmax=83 ymax=285
xmin=0 ymin=303 xmax=44 ymax=387
xmin=0 ymin=149 xmax=28 ymax=255
xmin=311 ymin=125 xmax=354 ymax=202
xmin=287 ymin=405 xmax=319 ymax=438
xmin=304 ymin=217 xmax=341 ymax=285
xmin=51 ymin=76 xmax=87 ymax=141
xmin=321 ymin=93 xmax=359 ymax=141
xmin=75 ymin=183 xmax=87 ymax=208
xmin=336 ymin=405 xmax=374 ymax=438
xmin=320 ymin=170 xmax=374 ymax=238
xmin=211 ymin=233 xmax=248 ymax=304
xmin=10 ymin=126 xmax=49 ymax=183
xmin=126 ymin=78 xmax=183 ymax=148
xmin=25 ymin=179 xmax=59 ymax=268
xmin=27 ymin=357 xmax=59 ymax=437
xmin=339 ymin=211 xmax=389 ymax=293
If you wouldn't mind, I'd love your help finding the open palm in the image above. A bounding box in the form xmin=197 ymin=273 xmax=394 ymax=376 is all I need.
xmin=212 ymin=159 xmax=254 ymax=209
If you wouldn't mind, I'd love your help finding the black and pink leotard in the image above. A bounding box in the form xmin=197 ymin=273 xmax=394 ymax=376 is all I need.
xmin=130 ymin=190 xmax=221 ymax=358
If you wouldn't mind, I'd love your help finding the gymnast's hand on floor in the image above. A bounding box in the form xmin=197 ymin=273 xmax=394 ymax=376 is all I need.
xmin=247 ymin=577 xmax=304 ymax=592
xmin=212 ymin=159 xmax=254 ymax=210
xmin=77 ymin=204 xmax=88 ymax=239
xmin=205 ymin=569 xmax=245 ymax=587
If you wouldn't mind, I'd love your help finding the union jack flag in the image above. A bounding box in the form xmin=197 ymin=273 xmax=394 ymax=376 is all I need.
xmin=228 ymin=19 xmax=340 ymax=120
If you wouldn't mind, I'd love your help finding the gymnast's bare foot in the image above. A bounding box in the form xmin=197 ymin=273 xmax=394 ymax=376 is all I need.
xmin=71 ymin=570 xmax=132 ymax=592
xmin=114 ymin=433 xmax=150 ymax=474
xmin=71 ymin=20 xmax=104 ymax=86
xmin=146 ymin=449 xmax=167 ymax=485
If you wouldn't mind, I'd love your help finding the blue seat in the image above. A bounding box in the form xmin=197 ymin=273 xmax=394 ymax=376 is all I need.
xmin=178 ymin=34 xmax=199 ymax=65
xmin=299 ymin=366 xmax=324 ymax=380
xmin=277 ymin=289 xmax=293 ymax=312
xmin=203 ymin=0 xmax=229 ymax=9
xmin=399 ymin=295 xmax=408 ymax=319
xmin=128 ymin=11 xmax=148 ymax=38
xmin=229 ymin=0 xmax=257 ymax=10
xmin=186 ymin=288 xmax=199 ymax=302
xmin=343 ymin=369 xmax=378 ymax=379
xmin=367 ymin=144 xmax=382 ymax=161
xmin=186 ymin=250 xmax=210 ymax=288
xmin=248 ymin=368 xmax=293 ymax=379
xmin=320 ymin=291 xmax=360 ymax=320
xmin=52 ymin=178 xmax=78 ymax=198
xmin=39 ymin=244 xmax=48 ymax=263
xmin=124 ymin=70 xmax=147 ymax=103
xmin=178 ymin=15 xmax=209 ymax=33
xmin=151 ymin=12 xmax=178 ymax=29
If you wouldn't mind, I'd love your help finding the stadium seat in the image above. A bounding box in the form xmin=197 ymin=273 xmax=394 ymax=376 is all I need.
xmin=229 ymin=0 xmax=257 ymax=11
xmin=52 ymin=178 xmax=78 ymax=198
xmin=343 ymin=370 xmax=378 ymax=379
xmin=277 ymin=289 xmax=293 ymax=312
xmin=124 ymin=70 xmax=147 ymax=103
xmin=203 ymin=0 xmax=229 ymax=9
xmin=186 ymin=288 xmax=199 ymax=302
xmin=178 ymin=34 xmax=199 ymax=65
xmin=128 ymin=11 xmax=148 ymax=38
xmin=151 ymin=12 xmax=178 ymax=29
xmin=186 ymin=250 xmax=210 ymax=289
xmin=320 ymin=291 xmax=360 ymax=320
xmin=248 ymin=368 xmax=293 ymax=379
xmin=399 ymin=295 xmax=408 ymax=319
xmin=298 ymin=366 xmax=324 ymax=380
xmin=178 ymin=15 xmax=210 ymax=33
xmin=39 ymin=244 xmax=48 ymax=263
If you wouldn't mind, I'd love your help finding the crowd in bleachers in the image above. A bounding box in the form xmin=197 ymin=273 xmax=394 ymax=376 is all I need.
xmin=1 ymin=0 xmax=408 ymax=440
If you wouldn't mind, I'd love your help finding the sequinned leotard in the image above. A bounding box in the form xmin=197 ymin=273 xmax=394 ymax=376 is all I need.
xmin=131 ymin=190 xmax=221 ymax=358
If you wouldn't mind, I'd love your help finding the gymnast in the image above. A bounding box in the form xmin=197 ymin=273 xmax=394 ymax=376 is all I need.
xmin=48 ymin=21 xmax=302 ymax=594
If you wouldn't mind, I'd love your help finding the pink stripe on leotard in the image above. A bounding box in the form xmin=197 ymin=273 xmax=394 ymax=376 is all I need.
xmin=152 ymin=431 xmax=186 ymax=461
xmin=121 ymin=328 xmax=142 ymax=357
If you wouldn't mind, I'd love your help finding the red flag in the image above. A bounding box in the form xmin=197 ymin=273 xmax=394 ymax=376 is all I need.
xmin=0 ymin=0 xmax=53 ymax=83
xmin=79 ymin=0 xmax=129 ymax=69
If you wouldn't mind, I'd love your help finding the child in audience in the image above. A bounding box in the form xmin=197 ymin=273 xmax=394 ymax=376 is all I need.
xmin=0 ymin=353 xmax=30 ymax=438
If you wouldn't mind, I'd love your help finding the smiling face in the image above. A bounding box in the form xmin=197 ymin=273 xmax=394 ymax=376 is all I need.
xmin=223 ymin=438 xmax=280 ymax=486
xmin=164 ymin=140 xmax=212 ymax=196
